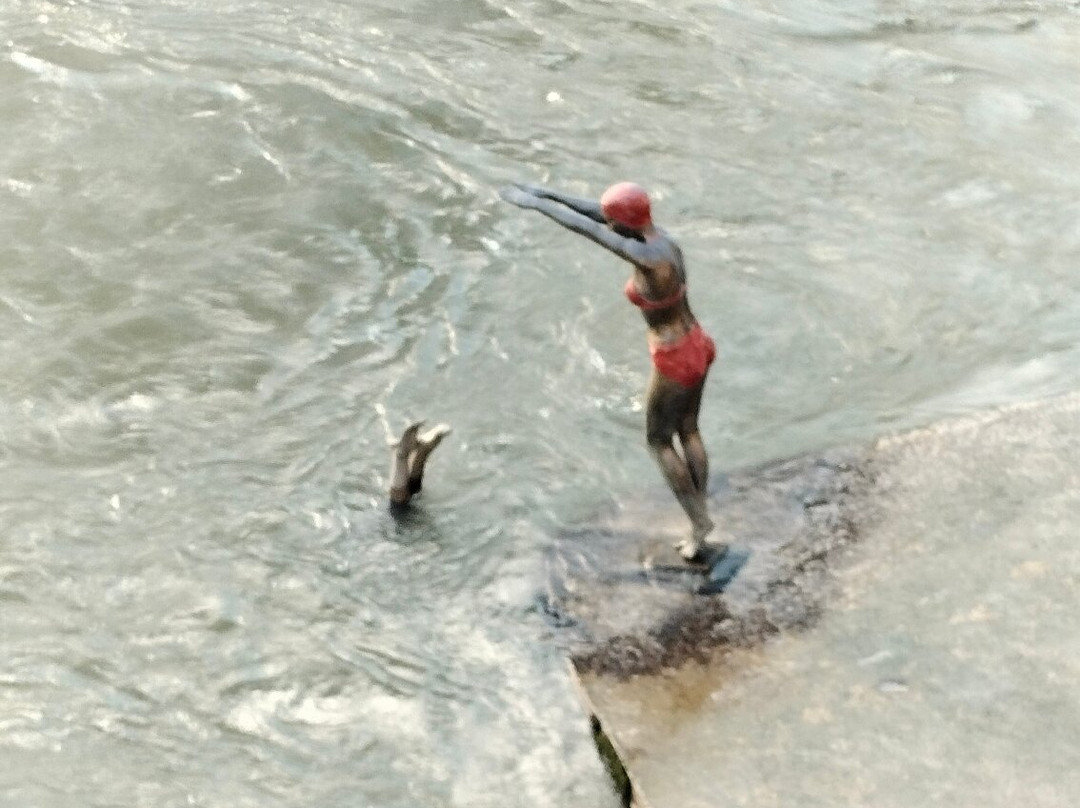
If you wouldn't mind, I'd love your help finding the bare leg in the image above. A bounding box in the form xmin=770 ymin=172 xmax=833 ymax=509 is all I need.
xmin=681 ymin=432 xmax=709 ymax=494
xmin=678 ymin=383 xmax=709 ymax=494
xmin=389 ymin=421 xmax=424 ymax=506
xmin=646 ymin=373 xmax=715 ymax=560
xmin=651 ymin=441 xmax=714 ymax=541
xmin=406 ymin=424 xmax=452 ymax=495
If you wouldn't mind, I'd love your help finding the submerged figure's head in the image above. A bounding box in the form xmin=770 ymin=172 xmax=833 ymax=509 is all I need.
xmin=601 ymin=182 xmax=652 ymax=232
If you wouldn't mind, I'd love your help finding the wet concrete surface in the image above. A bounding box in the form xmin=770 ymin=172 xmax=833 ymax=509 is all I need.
xmin=545 ymin=446 xmax=878 ymax=678
xmin=549 ymin=393 xmax=1080 ymax=807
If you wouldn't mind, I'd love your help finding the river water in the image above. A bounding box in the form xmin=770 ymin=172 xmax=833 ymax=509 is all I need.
xmin=1 ymin=1 xmax=1078 ymax=806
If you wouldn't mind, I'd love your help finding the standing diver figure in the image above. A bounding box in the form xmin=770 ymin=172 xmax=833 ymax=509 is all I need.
xmin=500 ymin=181 xmax=721 ymax=563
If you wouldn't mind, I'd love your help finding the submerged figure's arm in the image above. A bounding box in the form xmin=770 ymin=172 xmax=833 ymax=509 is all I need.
xmin=500 ymin=185 xmax=671 ymax=272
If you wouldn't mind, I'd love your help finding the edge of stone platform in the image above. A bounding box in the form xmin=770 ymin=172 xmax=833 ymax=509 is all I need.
xmin=561 ymin=391 xmax=1080 ymax=806
xmin=561 ymin=391 xmax=1080 ymax=680
xmin=561 ymin=444 xmax=881 ymax=679
xmin=875 ymin=389 xmax=1080 ymax=451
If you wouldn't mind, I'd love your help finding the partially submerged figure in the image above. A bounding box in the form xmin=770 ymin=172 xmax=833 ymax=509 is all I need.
xmin=500 ymin=181 xmax=720 ymax=563
xmin=389 ymin=421 xmax=451 ymax=510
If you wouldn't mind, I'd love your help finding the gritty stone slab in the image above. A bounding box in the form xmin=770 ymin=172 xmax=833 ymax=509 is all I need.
xmin=551 ymin=393 xmax=1080 ymax=808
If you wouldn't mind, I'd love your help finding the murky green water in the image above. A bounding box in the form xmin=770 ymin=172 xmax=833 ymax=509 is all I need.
xmin=1 ymin=1 xmax=1078 ymax=805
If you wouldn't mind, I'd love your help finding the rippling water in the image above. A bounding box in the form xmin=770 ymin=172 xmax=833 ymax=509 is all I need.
xmin=2 ymin=1 xmax=1079 ymax=805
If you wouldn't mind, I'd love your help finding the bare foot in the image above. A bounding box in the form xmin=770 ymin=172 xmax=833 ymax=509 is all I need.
xmin=675 ymin=528 xmax=727 ymax=564
xmin=674 ymin=538 xmax=706 ymax=563
xmin=416 ymin=423 xmax=451 ymax=453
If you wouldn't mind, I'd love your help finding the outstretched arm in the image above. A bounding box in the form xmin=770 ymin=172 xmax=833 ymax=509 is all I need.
xmin=512 ymin=183 xmax=606 ymax=223
xmin=500 ymin=185 xmax=667 ymax=271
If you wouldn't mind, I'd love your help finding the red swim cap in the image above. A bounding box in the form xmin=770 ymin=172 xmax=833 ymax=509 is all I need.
xmin=600 ymin=182 xmax=652 ymax=230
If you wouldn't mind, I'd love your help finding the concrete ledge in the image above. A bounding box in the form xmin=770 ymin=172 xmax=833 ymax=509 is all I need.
xmin=548 ymin=392 xmax=1080 ymax=807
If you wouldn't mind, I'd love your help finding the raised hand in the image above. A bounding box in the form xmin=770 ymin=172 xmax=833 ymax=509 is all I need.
xmin=499 ymin=184 xmax=540 ymax=209
xmin=512 ymin=182 xmax=548 ymax=197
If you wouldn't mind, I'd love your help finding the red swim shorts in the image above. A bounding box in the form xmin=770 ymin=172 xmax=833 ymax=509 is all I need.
xmin=649 ymin=324 xmax=716 ymax=388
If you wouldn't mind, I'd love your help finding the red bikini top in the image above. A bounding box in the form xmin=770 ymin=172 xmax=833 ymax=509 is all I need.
xmin=624 ymin=278 xmax=686 ymax=311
